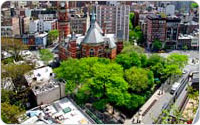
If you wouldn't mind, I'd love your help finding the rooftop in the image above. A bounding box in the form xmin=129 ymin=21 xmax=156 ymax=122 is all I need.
xmin=24 ymin=66 xmax=53 ymax=86
xmin=20 ymin=97 xmax=93 ymax=124
xmin=147 ymin=14 xmax=166 ymax=20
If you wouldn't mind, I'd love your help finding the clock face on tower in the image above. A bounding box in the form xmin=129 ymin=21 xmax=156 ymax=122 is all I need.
xmin=60 ymin=2 xmax=65 ymax=7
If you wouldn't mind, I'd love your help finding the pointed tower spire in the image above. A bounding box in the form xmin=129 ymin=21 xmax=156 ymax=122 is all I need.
xmin=91 ymin=9 xmax=96 ymax=23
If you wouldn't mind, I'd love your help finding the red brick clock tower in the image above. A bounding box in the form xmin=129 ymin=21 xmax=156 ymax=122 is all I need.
xmin=57 ymin=1 xmax=70 ymax=42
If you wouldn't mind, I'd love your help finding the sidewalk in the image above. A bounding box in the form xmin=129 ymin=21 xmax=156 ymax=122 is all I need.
xmin=124 ymin=80 xmax=173 ymax=124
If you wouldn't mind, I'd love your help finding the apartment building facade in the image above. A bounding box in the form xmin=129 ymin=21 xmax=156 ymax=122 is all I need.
xmin=69 ymin=14 xmax=90 ymax=34
xmin=95 ymin=4 xmax=130 ymax=41
xmin=1 ymin=17 xmax=20 ymax=37
xmin=146 ymin=14 xmax=182 ymax=49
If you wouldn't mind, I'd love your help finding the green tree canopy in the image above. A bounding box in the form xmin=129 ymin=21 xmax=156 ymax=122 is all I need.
xmin=76 ymin=62 xmax=129 ymax=110
xmin=116 ymin=52 xmax=141 ymax=69
xmin=182 ymin=45 xmax=188 ymax=50
xmin=162 ymin=64 xmax=182 ymax=81
xmin=1 ymin=102 xmax=25 ymax=124
xmin=54 ymin=57 xmax=111 ymax=94
xmin=129 ymin=13 xmax=135 ymax=30
xmin=1 ymin=37 xmax=27 ymax=61
xmin=129 ymin=26 xmax=144 ymax=45
xmin=39 ymin=49 xmax=54 ymax=64
xmin=167 ymin=53 xmax=188 ymax=69
xmin=124 ymin=67 xmax=154 ymax=93
xmin=147 ymin=54 xmax=165 ymax=67
xmin=122 ymin=42 xmax=145 ymax=54
xmin=124 ymin=94 xmax=146 ymax=110
xmin=48 ymin=30 xmax=59 ymax=45
xmin=191 ymin=2 xmax=198 ymax=8
xmin=2 ymin=64 xmax=34 ymax=91
xmin=152 ymin=39 xmax=162 ymax=51
xmin=54 ymin=58 xmax=83 ymax=94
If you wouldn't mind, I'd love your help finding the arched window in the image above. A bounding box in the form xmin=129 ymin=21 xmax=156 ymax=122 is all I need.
xmin=90 ymin=48 xmax=94 ymax=57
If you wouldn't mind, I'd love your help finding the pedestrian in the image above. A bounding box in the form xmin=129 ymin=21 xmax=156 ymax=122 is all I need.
xmin=138 ymin=113 xmax=142 ymax=123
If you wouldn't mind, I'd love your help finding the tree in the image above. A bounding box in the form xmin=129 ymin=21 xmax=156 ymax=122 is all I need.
xmin=76 ymin=62 xmax=129 ymax=110
xmin=39 ymin=49 xmax=54 ymax=64
xmin=129 ymin=13 xmax=134 ymax=30
xmin=124 ymin=67 xmax=154 ymax=93
xmin=54 ymin=59 xmax=83 ymax=94
xmin=147 ymin=54 xmax=165 ymax=67
xmin=150 ymin=63 xmax=164 ymax=81
xmin=116 ymin=52 xmax=141 ymax=69
xmin=1 ymin=89 xmax=15 ymax=103
xmin=129 ymin=26 xmax=144 ymax=45
xmin=152 ymin=40 xmax=162 ymax=51
xmin=129 ymin=30 xmax=135 ymax=43
xmin=48 ymin=30 xmax=59 ymax=45
xmin=182 ymin=45 xmax=188 ymax=50
xmin=140 ymin=53 xmax=148 ymax=67
xmin=124 ymin=94 xmax=146 ymax=110
xmin=1 ymin=37 xmax=27 ymax=61
xmin=121 ymin=42 xmax=145 ymax=54
xmin=187 ymin=86 xmax=199 ymax=102
xmin=160 ymin=105 xmax=186 ymax=124
xmin=54 ymin=57 xmax=111 ymax=94
xmin=191 ymin=2 xmax=198 ymax=8
xmin=2 ymin=64 xmax=33 ymax=89
xmin=1 ymin=64 xmax=34 ymax=107
xmin=162 ymin=64 xmax=182 ymax=83
xmin=167 ymin=53 xmax=188 ymax=69
xmin=1 ymin=102 xmax=25 ymax=124
xmin=159 ymin=12 xmax=167 ymax=18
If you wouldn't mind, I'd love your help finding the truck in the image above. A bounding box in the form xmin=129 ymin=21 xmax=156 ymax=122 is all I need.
xmin=170 ymin=82 xmax=181 ymax=94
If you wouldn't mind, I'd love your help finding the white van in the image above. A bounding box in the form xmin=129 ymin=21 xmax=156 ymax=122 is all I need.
xmin=170 ymin=82 xmax=181 ymax=94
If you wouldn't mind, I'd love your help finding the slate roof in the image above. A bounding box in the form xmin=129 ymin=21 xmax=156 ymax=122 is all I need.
xmin=82 ymin=10 xmax=104 ymax=44
xmin=82 ymin=24 xmax=104 ymax=44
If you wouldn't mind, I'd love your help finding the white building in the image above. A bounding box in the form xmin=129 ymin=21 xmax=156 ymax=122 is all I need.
xmin=38 ymin=14 xmax=55 ymax=21
xmin=29 ymin=19 xmax=39 ymax=33
xmin=165 ymin=5 xmax=175 ymax=16
xmin=43 ymin=19 xmax=58 ymax=32
xmin=29 ymin=19 xmax=57 ymax=33
xmin=24 ymin=66 xmax=66 ymax=105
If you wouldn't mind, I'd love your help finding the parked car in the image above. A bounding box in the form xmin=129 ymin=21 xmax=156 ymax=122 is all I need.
xmin=170 ymin=82 xmax=181 ymax=94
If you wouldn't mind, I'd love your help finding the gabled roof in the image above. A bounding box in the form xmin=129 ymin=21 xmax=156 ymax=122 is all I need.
xmin=82 ymin=24 xmax=104 ymax=44
xmin=82 ymin=10 xmax=104 ymax=44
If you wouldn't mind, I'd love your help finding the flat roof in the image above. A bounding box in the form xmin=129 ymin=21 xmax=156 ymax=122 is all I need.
xmin=24 ymin=66 xmax=53 ymax=86
xmin=21 ymin=97 xmax=93 ymax=124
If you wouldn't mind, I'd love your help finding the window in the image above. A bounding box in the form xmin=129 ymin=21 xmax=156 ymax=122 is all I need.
xmin=98 ymin=48 xmax=103 ymax=57
xmin=82 ymin=48 xmax=86 ymax=55
xmin=90 ymin=48 xmax=94 ymax=57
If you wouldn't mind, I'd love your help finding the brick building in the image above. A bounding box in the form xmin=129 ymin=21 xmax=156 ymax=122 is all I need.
xmin=95 ymin=4 xmax=130 ymax=41
xmin=69 ymin=13 xmax=90 ymax=34
xmin=146 ymin=14 xmax=182 ymax=49
xmin=58 ymin=11 xmax=123 ymax=60
xmin=146 ymin=14 xmax=166 ymax=49
xmin=1 ymin=16 xmax=20 ymax=37
xmin=19 ymin=16 xmax=30 ymax=35
xmin=57 ymin=1 xmax=70 ymax=42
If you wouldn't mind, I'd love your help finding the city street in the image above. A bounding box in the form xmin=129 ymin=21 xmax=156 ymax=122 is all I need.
xmin=125 ymin=50 xmax=199 ymax=124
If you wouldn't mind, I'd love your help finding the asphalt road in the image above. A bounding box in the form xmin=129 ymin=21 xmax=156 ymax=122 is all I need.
xmin=141 ymin=50 xmax=199 ymax=124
